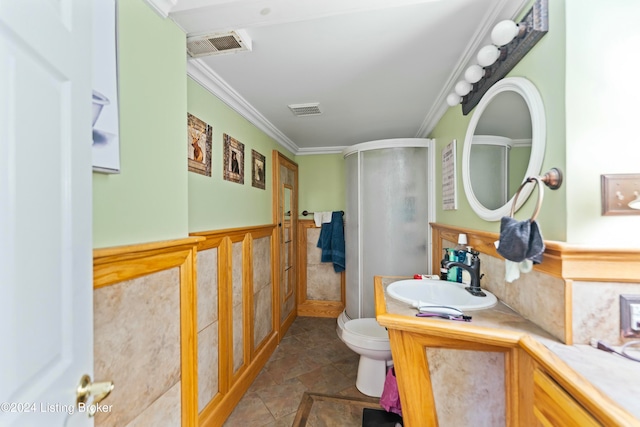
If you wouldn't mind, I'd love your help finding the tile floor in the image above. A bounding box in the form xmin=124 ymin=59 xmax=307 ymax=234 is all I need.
xmin=223 ymin=316 xmax=375 ymax=426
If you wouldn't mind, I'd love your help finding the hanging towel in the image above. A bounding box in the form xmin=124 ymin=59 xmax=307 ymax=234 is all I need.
xmin=313 ymin=211 xmax=333 ymax=227
xmin=497 ymin=216 xmax=545 ymax=264
xmin=316 ymin=211 xmax=345 ymax=273
xmin=380 ymin=367 xmax=402 ymax=417
xmin=504 ymin=259 xmax=533 ymax=283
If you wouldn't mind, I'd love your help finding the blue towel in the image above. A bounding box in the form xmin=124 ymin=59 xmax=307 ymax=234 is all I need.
xmin=317 ymin=211 xmax=345 ymax=273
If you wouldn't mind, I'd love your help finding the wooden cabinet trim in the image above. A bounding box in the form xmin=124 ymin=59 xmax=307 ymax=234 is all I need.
xmin=533 ymin=367 xmax=601 ymax=427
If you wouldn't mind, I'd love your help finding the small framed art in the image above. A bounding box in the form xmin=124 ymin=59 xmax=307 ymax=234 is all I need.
xmin=187 ymin=113 xmax=212 ymax=176
xmin=223 ymin=134 xmax=244 ymax=184
xmin=252 ymin=149 xmax=266 ymax=189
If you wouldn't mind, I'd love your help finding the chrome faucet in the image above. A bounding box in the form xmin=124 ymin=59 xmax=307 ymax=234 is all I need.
xmin=443 ymin=250 xmax=486 ymax=297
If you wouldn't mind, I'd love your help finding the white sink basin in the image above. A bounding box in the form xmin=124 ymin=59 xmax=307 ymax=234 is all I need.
xmin=386 ymin=279 xmax=497 ymax=311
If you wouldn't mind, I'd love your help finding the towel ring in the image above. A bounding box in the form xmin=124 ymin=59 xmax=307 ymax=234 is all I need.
xmin=510 ymin=177 xmax=544 ymax=221
xmin=510 ymin=168 xmax=563 ymax=221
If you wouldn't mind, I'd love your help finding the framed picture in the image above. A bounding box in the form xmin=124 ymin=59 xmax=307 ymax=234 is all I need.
xmin=223 ymin=134 xmax=244 ymax=184
xmin=92 ymin=0 xmax=121 ymax=173
xmin=251 ymin=150 xmax=266 ymax=190
xmin=187 ymin=113 xmax=212 ymax=176
xmin=442 ymin=139 xmax=457 ymax=210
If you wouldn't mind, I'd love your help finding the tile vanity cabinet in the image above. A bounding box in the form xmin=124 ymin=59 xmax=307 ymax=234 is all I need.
xmin=374 ymin=277 xmax=639 ymax=427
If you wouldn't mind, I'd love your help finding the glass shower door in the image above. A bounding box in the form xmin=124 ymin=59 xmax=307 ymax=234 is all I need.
xmin=347 ymin=146 xmax=430 ymax=319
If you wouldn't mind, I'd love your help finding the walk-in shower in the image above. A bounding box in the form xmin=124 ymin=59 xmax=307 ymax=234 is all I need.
xmin=343 ymin=138 xmax=434 ymax=319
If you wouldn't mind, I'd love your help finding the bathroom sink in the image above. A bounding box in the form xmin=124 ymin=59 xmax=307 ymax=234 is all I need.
xmin=386 ymin=279 xmax=497 ymax=311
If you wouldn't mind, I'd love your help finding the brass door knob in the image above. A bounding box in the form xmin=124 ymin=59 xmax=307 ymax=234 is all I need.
xmin=76 ymin=374 xmax=114 ymax=417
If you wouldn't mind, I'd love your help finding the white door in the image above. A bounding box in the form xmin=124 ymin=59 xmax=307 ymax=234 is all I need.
xmin=0 ymin=1 xmax=95 ymax=426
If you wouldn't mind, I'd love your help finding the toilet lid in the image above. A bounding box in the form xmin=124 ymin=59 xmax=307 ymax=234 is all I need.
xmin=344 ymin=318 xmax=389 ymax=341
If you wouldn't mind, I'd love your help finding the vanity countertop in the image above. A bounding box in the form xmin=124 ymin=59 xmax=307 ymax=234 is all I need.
xmin=378 ymin=276 xmax=640 ymax=422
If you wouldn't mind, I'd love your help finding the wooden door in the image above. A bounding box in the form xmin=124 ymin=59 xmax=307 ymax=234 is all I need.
xmin=272 ymin=151 xmax=298 ymax=339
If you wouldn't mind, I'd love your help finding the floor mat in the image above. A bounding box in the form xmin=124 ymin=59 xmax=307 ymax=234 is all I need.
xmin=291 ymin=392 xmax=387 ymax=427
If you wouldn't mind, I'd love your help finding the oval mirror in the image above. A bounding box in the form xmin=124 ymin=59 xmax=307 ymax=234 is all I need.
xmin=462 ymin=77 xmax=545 ymax=221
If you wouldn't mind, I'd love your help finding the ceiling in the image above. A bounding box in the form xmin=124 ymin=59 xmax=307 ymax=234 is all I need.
xmin=147 ymin=0 xmax=530 ymax=154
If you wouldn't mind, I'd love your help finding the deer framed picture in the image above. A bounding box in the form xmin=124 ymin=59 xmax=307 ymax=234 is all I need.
xmin=187 ymin=113 xmax=212 ymax=176
xmin=251 ymin=150 xmax=266 ymax=189
xmin=223 ymin=134 xmax=244 ymax=184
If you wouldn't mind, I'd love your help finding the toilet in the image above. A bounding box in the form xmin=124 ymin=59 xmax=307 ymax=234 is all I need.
xmin=336 ymin=311 xmax=393 ymax=397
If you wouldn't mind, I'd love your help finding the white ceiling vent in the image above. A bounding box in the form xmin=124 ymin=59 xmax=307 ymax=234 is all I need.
xmin=187 ymin=30 xmax=252 ymax=58
xmin=288 ymin=103 xmax=322 ymax=117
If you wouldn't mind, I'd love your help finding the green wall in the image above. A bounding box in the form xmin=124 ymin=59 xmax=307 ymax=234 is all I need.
xmin=564 ymin=0 xmax=640 ymax=247
xmin=429 ymin=0 xmax=567 ymax=241
xmin=187 ymin=78 xmax=294 ymax=232
xmin=296 ymin=154 xmax=346 ymax=217
xmin=93 ymin=0 xmax=188 ymax=248
xmin=92 ymin=1 xmax=299 ymax=246
xmin=103 ymin=0 xmax=640 ymax=249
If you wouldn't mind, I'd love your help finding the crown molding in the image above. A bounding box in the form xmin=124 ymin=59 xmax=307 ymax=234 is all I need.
xmin=187 ymin=60 xmax=300 ymax=155
xmin=143 ymin=0 xmax=178 ymax=18
xmin=296 ymin=146 xmax=348 ymax=156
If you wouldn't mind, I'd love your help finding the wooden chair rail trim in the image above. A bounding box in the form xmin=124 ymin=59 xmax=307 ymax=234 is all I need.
xmin=190 ymin=224 xmax=276 ymax=238
xmin=431 ymin=223 xmax=640 ymax=282
xmin=94 ymin=250 xmax=190 ymax=289
xmin=93 ymin=236 xmax=204 ymax=260
xmin=191 ymin=224 xmax=275 ymax=250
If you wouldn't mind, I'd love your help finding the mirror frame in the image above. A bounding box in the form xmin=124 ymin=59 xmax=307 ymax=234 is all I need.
xmin=462 ymin=77 xmax=546 ymax=221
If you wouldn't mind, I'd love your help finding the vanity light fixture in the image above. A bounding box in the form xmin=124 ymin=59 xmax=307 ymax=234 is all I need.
xmin=464 ymin=64 xmax=485 ymax=84
xmin=455 ymin=80 xmax=472 ymax=97
xmin=445 ymin=0 xmax=548 ymax=115
xmin=446 ymin=93 xmax=462 ymax=107
xmin=476 ymin=45 xmax=500 ymax=67
xmin=491 ymin=20 xmax=526 ymax=47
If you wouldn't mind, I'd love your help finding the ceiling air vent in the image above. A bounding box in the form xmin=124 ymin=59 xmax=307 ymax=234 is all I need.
xmin=288 ymin=103 xmax=322 ymax=117
xmin=187 ymin=30 xmax=252 ymax=58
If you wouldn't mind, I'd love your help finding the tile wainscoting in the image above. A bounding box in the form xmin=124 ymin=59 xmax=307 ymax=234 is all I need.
xmin=93 ymin=225 xmax=279 ymax=427
xmin=191 ymin=225 xmax=278 ymax=427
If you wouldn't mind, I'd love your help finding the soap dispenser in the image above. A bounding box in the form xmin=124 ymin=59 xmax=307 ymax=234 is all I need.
xmin=440 ymin=249 xmax=449 ymax=280
xmin=454 ymin=234 xmax=468 ymax=282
